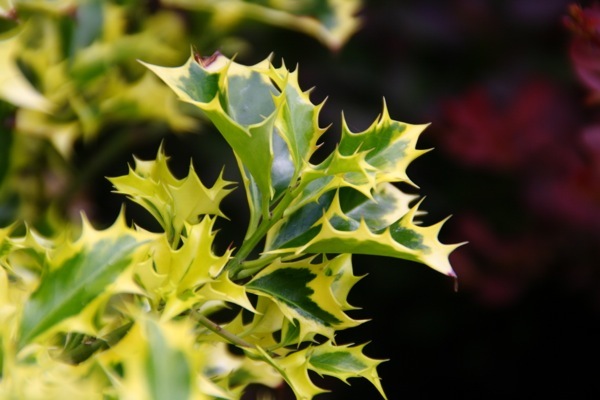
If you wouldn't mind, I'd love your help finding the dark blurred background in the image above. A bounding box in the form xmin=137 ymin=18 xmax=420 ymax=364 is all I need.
xmin=230 ymin=1 xmax=600 ymax=398
xmin=87 ymin=0 xmax=600 ymax=398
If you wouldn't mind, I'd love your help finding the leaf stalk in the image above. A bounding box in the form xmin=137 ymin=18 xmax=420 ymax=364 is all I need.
xmin=193 ymin=310 xmax=255 ymax=349
xmin=227 ymin=184 xmax=299 ymax=279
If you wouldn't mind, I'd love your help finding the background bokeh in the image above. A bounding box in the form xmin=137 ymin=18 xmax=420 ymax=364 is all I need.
xmin=3 ymin=0 xmax=600 ymax=398
xmin=217 ymin=1 xmax=600 ymax=398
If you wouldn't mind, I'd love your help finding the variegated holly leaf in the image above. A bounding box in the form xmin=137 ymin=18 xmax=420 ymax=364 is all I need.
xmin=134 ymin=217 xmax=237 ymax=320
xmin=322 ymin=253 xmax=363 ymax=311
xmin=195 ymin=272 xmax=256 ymax=315
xmin=266 ymin=182 xmax=416 ymax=250
xmin=144 ymin=54 xmax=280 ymax=220
xmin=307 ymin=341 xmax=387 ymax=399
xmin=338 ymin=106 xmax=429 ymax=187
xmin=248 ymin=339 xmax=387 ymax=400
xmin=0 ymin=29 xmax=52 ymax=112
xmin=224 ymin=255 xmax=361 ymax=354
xmin=0 ymin=223 xmax=17 ymax=263
xmin=99 ymin=317 xmax=218 ymax=400
xmin=144 ymin=52 xmax=326 ymax=233
xmin=294 ymin=106 xmax=429 ymax=211
xmin=246 ymin=256 xmax=362 ymax=342
xmin=249 ymin=345 xmax=326 ymax=400
xmin=110 ymin=145 xmax=235 ymax=245
xmin=267 ymin=189 xmax=458 ymax=276
xmin=162 ymin=0 xmax=362 ymax=51
xmin=17 ymin=212 xmax=153 ymax=348
xmin=270 ymin=62 xmax=327 ymax=180
xmin=0 ymin=344 xmax=106 ymax=400
xmin=0 ymin=223 xmax=59 ymax=303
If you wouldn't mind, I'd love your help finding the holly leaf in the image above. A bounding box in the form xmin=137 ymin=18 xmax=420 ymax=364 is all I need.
xmin=18 ymin=213 xmax=152 ymax=348
xmin=268 ymin=190 xmax=459 ymax=277
xmin=110 ymin=145 xmax=235 ymax=243
xmin=0 ymin=30 xmax=52 ymax=112
xmin=144 ymin=319 xmax=193 ymax=400
xmin=270 ymin=63 xmax=326 ymax=181
xmin=196 ymin=272 xmax=256 ymax=313
xmin=266 ymin=182 xmax=416 ymax=252
xmin=0 ymin=223 xmax=16 ymax=263
xmin=338 ymin=105 xmax=429 ymax=187
xmin=306 ymin=341 xmax=387 ymax=399
xmin=248 ymin=340 xmax=387 ymax=400
xmin=236 ymin=255 xmax=361 ymax=352
xmin=296 ymin=105 xmax=429 ymax=208
xmin=323 ymin=254 xmax=363 ymax=311
xmin=135 ymin=217 xmax=234 ymax=318
xmin=101 ymin=317 xmax=216 ymax=400
xmin=249 ymin=346 xmax=326 ymax=400
xmin=144 ymin=54 xmax=279 ymax=219
xmin=246 ymin=257 xmax=362 ymax=341
xmin=161 ymin=0 xmax=362 ymax=51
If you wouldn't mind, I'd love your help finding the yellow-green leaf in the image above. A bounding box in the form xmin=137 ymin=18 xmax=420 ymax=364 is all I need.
xmin=249 ymin=346 xmax=326 ymax=400
xmin=100 ymin=317 xmax=213 ymax=400
xmin=18 ymin=214 xmax=151 ymax=348
xmin=162 ymin=0 xmax=362 ymax=51
xmin=268 ymin=191 xmax=459 ymax=277
xmin=0 ymin=30 xmax=52 ymax=112
xmin=144 ymin=54 xmax=278 ymax=215
xmin=246 ymin=257 xmax=361 ymax=341
xmin=110 ymin=146 xmax=235 ymax=243
xmin=144 ymin=319 xmax=192 ymax=400
xmin=307 ymin=341 xmax=387 ymax=399
xmin=135 ymin=217 xmax=233 ymax=319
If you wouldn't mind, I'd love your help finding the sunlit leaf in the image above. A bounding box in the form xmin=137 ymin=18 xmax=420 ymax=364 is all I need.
xmin=135 ymin=217 xmax=233 ymax=319
xmin=162 ymin=0 xmax=361 ymax=51
xmin=144 ymin=54 xmax=278 ymax=217
xmin=18 ymin=213 xmax=152 ymax=348
xmin=249 ymin=345 xmax=326 ymax=400
xmin=246 ymin=256 xmax=362 ymax=341
xmin=100 ymin=317 xmax=215 ymax=400
xmin=144 ymin=319 xmax=192 ymax=400
xmin=268 ymin=191 xmax=459 ymax=276
xmin=0 ymin=30 xmax=52 ymax=112
xmin=110 ymin=146 xmax=235 ymax=243
xmin=306 ymin=341 xmax=387 ymax=399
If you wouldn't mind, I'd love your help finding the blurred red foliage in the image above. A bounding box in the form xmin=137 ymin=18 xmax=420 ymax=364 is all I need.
xmin=564 ymin=3 xmax=600 ymax=98
xmin=438 ymin=79 xmax=578 ymax=173
xmin=433 ymin=3 xmax=600 ymax=307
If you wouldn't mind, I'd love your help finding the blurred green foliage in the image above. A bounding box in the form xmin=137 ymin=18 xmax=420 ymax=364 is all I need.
xmin=0 ymin=0 xmax=360 ymax=228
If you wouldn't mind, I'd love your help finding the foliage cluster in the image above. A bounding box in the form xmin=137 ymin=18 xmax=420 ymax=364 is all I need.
xmin=0 ymin=1 xmax=458 ymax=399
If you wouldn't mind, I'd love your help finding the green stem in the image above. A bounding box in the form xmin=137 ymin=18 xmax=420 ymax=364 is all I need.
xmin=235 ymin=253 xmax=282 ymax=280
xmin=228 ymin=185 xmax=298 ymax=280
xmin=58 ymin=322 xmax=132 ymax=365
xmin=193 ymin=311 xmax=255 ymax=349
xmin=170 ymin=227 xmax=182 ymax=250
